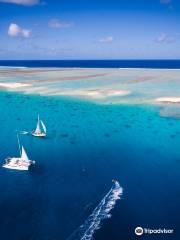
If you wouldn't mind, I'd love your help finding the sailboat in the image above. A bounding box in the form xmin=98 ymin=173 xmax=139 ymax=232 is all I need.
xmin=2 ymin=135 xmax=35 ymax=171
xmin=32 ymin=115 xmax=47 ymax=137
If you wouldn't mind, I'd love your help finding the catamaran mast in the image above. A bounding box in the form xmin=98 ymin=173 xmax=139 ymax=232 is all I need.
xmin=17 ymin=134 xmax=21 ymax=156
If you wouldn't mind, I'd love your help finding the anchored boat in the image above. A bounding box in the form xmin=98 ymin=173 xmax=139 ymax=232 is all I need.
xmin=2 ymin=135 xmax=35 ymax=171
xmin=32 ymin=115 xmax=46 ymax=137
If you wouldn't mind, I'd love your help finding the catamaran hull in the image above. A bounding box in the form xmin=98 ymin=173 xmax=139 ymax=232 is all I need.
xmin=2 ymin=164 xmax=29 ymax=170
xmin=2 ymin=157 xmax=35 ymax=171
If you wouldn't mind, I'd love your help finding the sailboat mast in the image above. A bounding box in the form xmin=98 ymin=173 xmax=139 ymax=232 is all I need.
xmin=17 ymin=134 xmax=21 ymax=156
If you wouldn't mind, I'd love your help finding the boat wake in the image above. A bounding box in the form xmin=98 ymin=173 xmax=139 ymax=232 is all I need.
xmin=67 ymin=181 xmax=123 ymax=240
xmin=19 ymin=131 xmax=29 ymax=135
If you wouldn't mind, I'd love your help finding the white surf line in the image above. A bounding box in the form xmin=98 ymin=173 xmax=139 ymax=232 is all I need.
xmin=67 ymin=181 xmax=123 ymax=240
xmin=0 ymin=82 xmax=31 ymax=88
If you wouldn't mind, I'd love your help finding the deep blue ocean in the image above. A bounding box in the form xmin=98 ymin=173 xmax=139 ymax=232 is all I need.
xmin=0 ymin=61 xmax=180 ymax=240
xmin=0 ymin=59 xmax=180 ymax=69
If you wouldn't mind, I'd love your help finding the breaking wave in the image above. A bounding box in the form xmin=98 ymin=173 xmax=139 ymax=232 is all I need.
xmin=67 ymin=181 xmax=123 ymax=240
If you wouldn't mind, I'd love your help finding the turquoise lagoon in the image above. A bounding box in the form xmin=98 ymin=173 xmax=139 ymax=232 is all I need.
xmin=0 ymin=68 xmax=179 ymax=240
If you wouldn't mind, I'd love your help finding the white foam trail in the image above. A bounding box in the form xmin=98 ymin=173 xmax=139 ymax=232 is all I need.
xmin=67 ymin=181 xmax=123 ymax=240
xmin=19 ymin=131 xmax=29 ymax=135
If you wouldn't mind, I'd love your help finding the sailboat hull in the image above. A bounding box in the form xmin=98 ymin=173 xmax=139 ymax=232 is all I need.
xmin=32 ymin=132 xmax=46 ymax=137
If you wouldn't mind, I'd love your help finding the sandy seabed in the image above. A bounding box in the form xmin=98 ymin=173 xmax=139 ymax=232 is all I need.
xmin=0 ymin=67 xmax=180 ymax=107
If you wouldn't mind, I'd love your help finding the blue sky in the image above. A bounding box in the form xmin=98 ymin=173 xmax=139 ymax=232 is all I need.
xmin=0 ymin=0 xmax=180 ymax=59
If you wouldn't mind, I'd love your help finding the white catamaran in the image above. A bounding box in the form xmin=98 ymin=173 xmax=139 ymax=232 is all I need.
xmin=2 ymin=135 xmax=35 ymax=171
xmin=32 ymin=115 xmax=47 ymax=137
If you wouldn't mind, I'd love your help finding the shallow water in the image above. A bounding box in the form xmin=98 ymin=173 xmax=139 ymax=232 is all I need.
xmin=1 ymin=68 xmax=180 ymax=108
xmin=0 ymin=90 xmax=179 ymax=239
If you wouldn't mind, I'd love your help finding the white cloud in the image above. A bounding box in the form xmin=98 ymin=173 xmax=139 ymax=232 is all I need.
xmin=160 ymin=0 xmax=171 ymax=4
xmin=8 ymin=23 xmax=31 ymax=38
xmin=99 ymin=36 xmax=114 ymax=43
xmin=156 ymin=33 xmax=175 ymax=44
xmin=0 ymin=0 xmax=40 ymax=6
xmin=156 ymin=33 xmax=167 ymax=43
xmin=48 ymin=19 xmax=73 ymax=29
